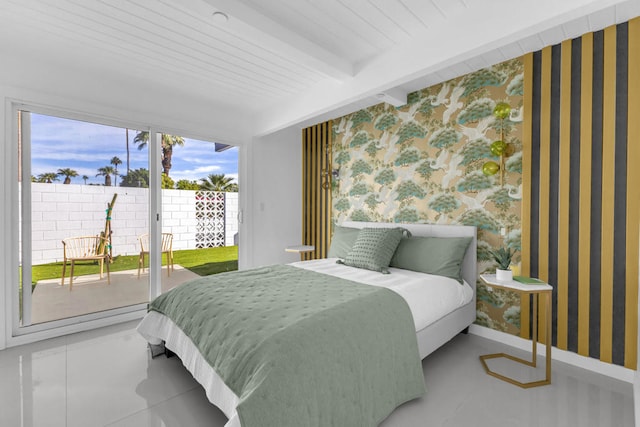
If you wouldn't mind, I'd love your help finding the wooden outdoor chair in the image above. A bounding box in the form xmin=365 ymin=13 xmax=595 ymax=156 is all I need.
xmin=61 ymin=236 xmax=111 ymax=291
xmin=137 ymin=233 xmax=174 ymax=278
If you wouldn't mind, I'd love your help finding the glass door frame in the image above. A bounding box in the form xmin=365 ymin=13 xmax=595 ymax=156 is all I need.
xmin=8 ymin=102 xmax=164 ymax=343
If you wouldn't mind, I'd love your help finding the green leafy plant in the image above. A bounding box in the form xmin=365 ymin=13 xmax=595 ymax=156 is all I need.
xmin=490 ymin=247 xmax=515 ymax=270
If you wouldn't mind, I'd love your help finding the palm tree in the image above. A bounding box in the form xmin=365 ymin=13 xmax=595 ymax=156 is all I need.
xmin=110 ymin=156 xmax=122 ymax=186
xmin=57 ymin=168 xmax=78 ymax=184
xmin=200 ymin=174 xmax=236 ymax=192
xmin=120 ymin=168 xmax=149 ymax=188
xmin=96 ymin=166 xmax=116 ymax=186
xmin=134 ymin=131 xmax=185 ymax=176
xmin=37 ymin=172 xmax=59 ymax=183
xmin=82 ymin=175 xmax=89 ymax=184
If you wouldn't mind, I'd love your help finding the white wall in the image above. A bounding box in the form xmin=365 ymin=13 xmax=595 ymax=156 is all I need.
xmin=244 ymin=127 xmax=303 ymax=268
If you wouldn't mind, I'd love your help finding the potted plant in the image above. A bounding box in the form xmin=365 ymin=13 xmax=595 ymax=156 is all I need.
xmin=491 ymin=247 xmax=515 ymax=281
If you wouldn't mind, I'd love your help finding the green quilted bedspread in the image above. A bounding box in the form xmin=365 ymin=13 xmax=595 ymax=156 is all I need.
xmin=149 ymin=264 xmax=425 ymax=427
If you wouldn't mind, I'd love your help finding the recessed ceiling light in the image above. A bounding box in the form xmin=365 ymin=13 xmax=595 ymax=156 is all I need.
xmin=212 ymin=11 xmax=229 ymax=23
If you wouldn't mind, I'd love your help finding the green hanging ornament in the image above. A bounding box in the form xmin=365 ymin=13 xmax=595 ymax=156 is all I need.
xmin=482 ymin=161 xmax=500 ymax=176
xmin=493 ymin=102 xmax=511 ymax=120
xmin=490 ymin=140 xmax=507 ymax=156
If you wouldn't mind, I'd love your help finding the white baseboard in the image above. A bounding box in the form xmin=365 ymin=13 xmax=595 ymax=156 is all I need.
xmin=7 ymin=309 xmax=146 ymax=348
xmin=469 ymin=324 xmax=634 ymax=384
xmin=635 ymin=372 xmax=640 ymax=427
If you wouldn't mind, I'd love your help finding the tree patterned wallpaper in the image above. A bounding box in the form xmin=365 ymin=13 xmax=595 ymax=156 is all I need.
xmin=331 ymin=58 xmax=525 ymax=334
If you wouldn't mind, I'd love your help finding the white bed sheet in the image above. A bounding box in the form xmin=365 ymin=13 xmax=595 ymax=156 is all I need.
xmin=138 ymin=311 xmax=242 ymax=427
xmin=289 ymin=258 xmax=474 ymax=332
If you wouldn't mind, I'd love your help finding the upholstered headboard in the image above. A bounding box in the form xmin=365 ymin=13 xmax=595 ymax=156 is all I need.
xmin=340 ymin=222 xmax=478 ymax=291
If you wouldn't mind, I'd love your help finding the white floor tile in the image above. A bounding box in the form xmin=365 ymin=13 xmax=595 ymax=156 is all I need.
xmin=380 ymin=334 xmax=634 ymax=427
xmin=0 ymin=335 xmax=68 ymax=370
xmin=0 ymin=349 xmax=67 ymax=427
xmin=64 ymin=320 xmax=140 ymax=348
xmin=65 ymin=330 xmax=197 ymax=427
xmin=0 ymin=323 xmax=635 ymax=427
xmin=106 ymin=388 xmax=228 ymax=427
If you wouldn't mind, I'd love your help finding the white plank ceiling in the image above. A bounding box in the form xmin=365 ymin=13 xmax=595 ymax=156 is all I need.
xmin=1 ymin=0 xmax=639 ymax=137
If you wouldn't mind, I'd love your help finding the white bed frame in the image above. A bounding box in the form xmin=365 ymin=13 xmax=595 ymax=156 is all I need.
xmin=341 ymin=221 xmax=478 ymax=359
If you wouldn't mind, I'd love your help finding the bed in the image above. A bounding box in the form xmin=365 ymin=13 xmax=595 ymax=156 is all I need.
xmin=137 ymin=222 xmax=477 ymax=427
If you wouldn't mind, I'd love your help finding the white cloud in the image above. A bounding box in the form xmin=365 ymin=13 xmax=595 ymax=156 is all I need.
xmin=169 ymin=165 xmax=223 ymax=182
xmin=27 ymin=114 xmax=237 ymax=186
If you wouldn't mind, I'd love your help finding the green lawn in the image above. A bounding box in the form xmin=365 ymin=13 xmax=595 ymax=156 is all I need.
xmin=173 ymin=246 xmax=238 ymax=276
xmin=31 ymin=246 xmax=238 ymax=284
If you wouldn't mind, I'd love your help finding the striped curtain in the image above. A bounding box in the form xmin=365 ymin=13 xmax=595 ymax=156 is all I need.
xmin=522 ymin=18 xmax=640 ymax=368
xmin=302 ymin=121 xmax=333 ymax=260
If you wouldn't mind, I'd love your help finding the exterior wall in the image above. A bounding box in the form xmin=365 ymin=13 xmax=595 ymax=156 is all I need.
xmin=29 ymin=183 xmax=238 ymax=265
xmin=161 ymin=189 xmax=195 ymax=251
xmin=225 ymin=192 xmax=239 ymax=245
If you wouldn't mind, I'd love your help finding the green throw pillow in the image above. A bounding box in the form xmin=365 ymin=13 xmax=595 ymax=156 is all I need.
xmin=327 ymin=226 xmax=361 ymax=259
xmin=390 ymin=236 xmax=472 ymax=283
xmin=340 ymin=228 xmax=407 ymax=274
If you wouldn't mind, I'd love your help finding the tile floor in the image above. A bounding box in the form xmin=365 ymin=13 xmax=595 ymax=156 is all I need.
xmin=0 ymin=321 xmax=634 ymax=427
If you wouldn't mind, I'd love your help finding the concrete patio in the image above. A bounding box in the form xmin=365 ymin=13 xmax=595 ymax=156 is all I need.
xmin=31 ymin=265 xmax=200 ymax=324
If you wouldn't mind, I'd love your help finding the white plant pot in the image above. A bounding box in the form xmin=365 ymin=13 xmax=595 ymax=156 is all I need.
xmin=496 ymin=269 xmax=513 ymax=281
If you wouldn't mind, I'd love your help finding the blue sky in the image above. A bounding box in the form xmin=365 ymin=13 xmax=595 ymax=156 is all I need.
xmin=30 ymin=113 xmax=238 ymax=186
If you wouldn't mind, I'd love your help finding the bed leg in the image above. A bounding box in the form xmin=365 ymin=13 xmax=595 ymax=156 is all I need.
xmin=148 ymin=342 xmax=166 ymax=359
xmin=148 ymin=342 xmax=177 ymax=359
xmin=461 ymin=327 xmax=469 ymax=335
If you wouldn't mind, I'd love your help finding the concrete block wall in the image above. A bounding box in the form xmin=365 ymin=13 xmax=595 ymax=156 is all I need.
xmin=161 ymin=189 xmax=196 ymax=251
xmin=225 ymin=192 xmax=239 ymax=246
xmin=29 ymin=183 xmax=238 ymax=265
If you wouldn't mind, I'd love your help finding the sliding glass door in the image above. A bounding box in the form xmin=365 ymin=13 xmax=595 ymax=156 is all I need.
xmin=13 ymin=105 xmax=240 ymax=337
xmin=157 ymin=136 xmax=239 ymax=292
xmin=16 ymin=108 xmax=151 ymax=331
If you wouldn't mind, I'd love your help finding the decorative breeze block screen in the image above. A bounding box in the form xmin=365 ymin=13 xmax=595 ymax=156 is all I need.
xmin=195 ymin=191 xmax=226 ymax=248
